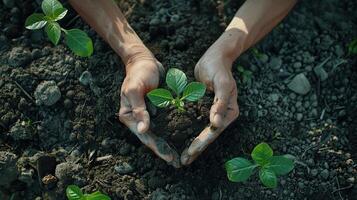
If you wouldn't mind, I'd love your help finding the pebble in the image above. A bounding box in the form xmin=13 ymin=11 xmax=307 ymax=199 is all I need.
xmin=63 ymin=99 xmax=73 ymax=109
xmin=79 ymin=71 xmax=93 ymax=86
xmin=34 ymin=81 xmax=61 ymax=106
xmin=8 ymin=47 xmax=32 ymax=67
xmin=287 ymin=73 xmax=311 ymax=95
xmin=268 ymin=56 xmax=282 ymax=70
xmin=311 ymin=169 xmax=318 ymax=177
xmin=293 ymin=62 xmax=302 ymax=69
xmin=320 ymin=169 xmax=329 ymax=180
xmin=314 ymin=65 xmax=328 ymax=81
xmin=9 ymin=120 xmax=33 ymax=140
xmin=114 ymin=162 xmax=134 ymax=175
xmin=269 ymin=93 xmax=280 ymax=102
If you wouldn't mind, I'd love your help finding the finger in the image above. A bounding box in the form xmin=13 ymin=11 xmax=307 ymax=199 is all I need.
xmin=122 ymin=85 xmax=150 ymax=134
xmin=210 ymin=78 xmax=233 ymax=128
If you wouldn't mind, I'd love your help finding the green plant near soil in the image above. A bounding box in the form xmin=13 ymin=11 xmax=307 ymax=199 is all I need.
xmin=66 ymin=185 xmax=111 ymax=200
xmin=147 ymin=68 xmax=206 ymax=112
xmin=347 ymin=38 xmax=357 ymax=55
xmin=237 ymin=65 xmax=253 ymax=85
xmin=225 ymin=142 xmax=295 ymax=188
xmin=25 ymin=0 xmax=93 ymax=57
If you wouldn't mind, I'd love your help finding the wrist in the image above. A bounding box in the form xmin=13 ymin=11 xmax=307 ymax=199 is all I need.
xmin=216 ymin=28 xmax=248 ymax=63
xmin=120 ymin=43 xmax=155 ymax=67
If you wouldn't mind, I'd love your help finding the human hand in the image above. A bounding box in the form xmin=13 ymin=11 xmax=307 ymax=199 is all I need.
xmin=181 ymin=36 xmax=240 ymax=165
xmin=119 ymin=53 xmax=180 ymax=168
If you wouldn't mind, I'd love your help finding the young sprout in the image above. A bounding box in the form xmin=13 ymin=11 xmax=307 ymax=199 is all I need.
xmin=237 ymin=65 xmax=253 ymax=85
xmin=66 ymin=185 xmax=111 ymax=200
xmin=225 ymin=142 xmax=294 ymax=188
xmin=147 ymin=68 xmax=206 ymax=112
xmin=25 ymin=0 xmax=93 ymax=57
xmin=347 ymin=38 xmax=357 ymax=55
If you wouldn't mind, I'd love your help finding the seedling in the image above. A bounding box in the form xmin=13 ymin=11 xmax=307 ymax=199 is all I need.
xmin=147 ymin=68 xmax=206 ymax=112
xmin=225 ymin=142 xmax=294 ymax=188
xmin=237 ymin=65 xmax=252 ymax=85
xmin=25 ymin=0 xmax=93 ymax=57
xmin=347 ymin=38 xmax=357 ymax=55
xmin=66 ymin=185 xmax=111 ymax=200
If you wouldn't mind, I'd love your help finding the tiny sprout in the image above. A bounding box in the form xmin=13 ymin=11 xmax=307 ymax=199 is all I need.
xmin=147 ymin=68 xmax=206 ymax=112
xmin=66 ymin=185 xmax=111 ymax=200
xmin=25 ymin=0 xmax=93 ymax=57
xmin=225 ymin=142 xmax=295 ymax=188
xmin=237 ymin=65 xmax=253 ymax=85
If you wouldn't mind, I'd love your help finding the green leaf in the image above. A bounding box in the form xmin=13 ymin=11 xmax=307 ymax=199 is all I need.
xmin=348 ymin=39 xmax=357 ymax=55
xmin=53 ymin=7 xmax=68 ymax=21
xmin=64 ymin=29 xmax=93 ymax=57
xmin=42 ymin=0 xmax=63 ymax=19
xmin=225 ymin=157 xmax=256 ymax=182
xmin=147 ymin=89 xmax=173 ymax=108
xmin=87 ymin=193 xmax=111 ymax=200
xmin=182 ymin=82 xmax=206 ymax=101
xmin=237 ymin=65 xmax=244 ymax=73
xmin=25 ymin=13 xmax=47 ymax=30
xmin=266 ymin=156 xmax=294 ymax=175
xmin=66 ymin=185 xmax=83 ymax=200
xmin=259 ymin=168 xmax=277 ymax=188
xmin=45 ymin=22 xmax=61 ymax=45
xmin=166 ymin=68 xmax=187 ymax=96
xmin=251 ymin=142 xmax=273 ymax=166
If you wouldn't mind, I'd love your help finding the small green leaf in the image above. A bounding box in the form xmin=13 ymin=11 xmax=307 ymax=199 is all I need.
xmin=42 ymin=0 xmax=63 ymax=18
xmin=225 ymin=157 xmax=256 ymax=182
xmin=251 ymin=142 xmax=273 ymax=166
xmin=266 ymin=156 xmax=294 ymax=175
xmin=66 ymin=185 xmax=83 ymax=200
xmin=147 ymin=89 xmax=173 ymax=108
xmin=348 ymin=39 xmax=357 ymax=55
xmin=45 ymin=22 xmax=61 ymax=45
xmin=64 ymin=29 xmax=93 ymax=57
xmin=237 ymin=65 xmax=244 ymax=73
xmin=259 ymin=168 xmax=277 ymax=188
xmin=53 ymin=7 xmax=68 ymax=21
xmin=166 ymin=68 xmax=187 ymax=96
xmin=25 ymin=13 xmax=47 ymax=30
xmin=182 ymin=82 xmax=206 ymax=101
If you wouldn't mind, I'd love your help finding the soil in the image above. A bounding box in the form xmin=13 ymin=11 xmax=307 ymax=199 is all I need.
xmin=1 ymin=0 xmax=357 ymax=200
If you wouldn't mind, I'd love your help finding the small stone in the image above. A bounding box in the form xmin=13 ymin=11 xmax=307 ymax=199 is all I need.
xmin=114 ymin=162 xmax=134 ymax=174
xmin=79 ymin=71 xmax=93 ymax=86
xmin=311 ymin=169 xmax=318 ymax=177
xmin=63 ymin=99 xmax=73 ymax=109
xmin=320 ymin=169 xmax=329 ymax=180
xmin=314 ymin=65 xmax=328 ymax=81
xmin=269 ymin=93 xmax=280 ymax=102
xmin=34 ymin=81 xmax=61 ymax=106
xmin=298 ymin=182 xmax=305 ymax=189
xmin=9 ymin=120 xmax=33 ymax=140
xmin=287 ymin=73 xmax=311 ymax=95
xmin=296 ymin=113 xmax=303 ymax=121
xmin=259 ymin=54 xmax=269 ymax=63
xmin=268 ymin=56 xmax=282 ymax=70
xmin=293 ymin=62 xmax=302 ymax=69
xmin=31 ymin=49 xmax=42 ymax=59
xmin=347 ymin=177 xmax=355 ymax=183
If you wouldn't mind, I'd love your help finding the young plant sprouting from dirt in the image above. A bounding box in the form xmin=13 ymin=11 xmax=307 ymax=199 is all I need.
xmin=147 ymin=68 xmax=206 ymax=112
xmin=66 ymin=185 xmax=111 ymax=200
xmin=225 ymin=142 xmax=294 ymax=188
xmin=237 ymin=65 xmax=253 ymax=85
xmin=347 ymin=38 xmax=357 ymax=55
xmin=25 ymin=0 xmax=93 ymax=57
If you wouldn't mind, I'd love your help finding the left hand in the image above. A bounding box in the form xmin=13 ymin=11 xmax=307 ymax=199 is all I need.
xmin=181 ymin=35 xmax=240 ymax=165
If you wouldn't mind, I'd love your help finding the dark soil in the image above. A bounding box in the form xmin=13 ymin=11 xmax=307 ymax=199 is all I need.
xmin=1 ymin=0 xmax=357 ymax=200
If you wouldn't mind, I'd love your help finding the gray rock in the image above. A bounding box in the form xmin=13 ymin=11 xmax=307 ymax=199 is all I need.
xmin=0 ymin=151 xmax=18 ymax=187
xmin=79 ymin=71 xmax=93 ymax=86
xmin=311 ymin=169 xmax=318 ymax=177
xmin=314 ymin=65 xmax=328 ymax=81
xmin=287 ymin=73 xmax=311 ymax=95
xmin=269 ymin=93 xmax=280 ymax=102
xmin=8 ymin=47 xmax=32 ymax=67
xmin=293 ymin=62 xmax=302 ymax=69
xmin=296 ymin=113 xmax=303 ymax=121
xmin=55 ymin=161 xmax=83 ymax=183
xmin=114 ymin=162 xmax=134 ymax=174
xmin=9 ymin=120 xmax=34 ymax=140
xmin=34 ymin=81 xmax=61 ymax=106
xmin=268 ymin=57 xmax=282 ymax=70
xmin=320 ymin=169 xmax=329 ymax=180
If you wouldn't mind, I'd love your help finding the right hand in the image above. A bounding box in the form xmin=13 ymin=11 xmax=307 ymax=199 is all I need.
xmin=118 ymin=54 xmax=181 ymax=168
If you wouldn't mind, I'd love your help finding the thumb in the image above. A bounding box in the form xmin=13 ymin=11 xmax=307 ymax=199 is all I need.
xmin=125 ymin=87 xmax=150 ymax=134
xmin=210 ymin=79 xmax=232 ymax=128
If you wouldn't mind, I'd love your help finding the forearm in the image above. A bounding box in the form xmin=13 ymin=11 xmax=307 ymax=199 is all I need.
xmin=68 ymin=0 xmax=152 ymax=66
xmin=222 ymin=0 xmax=297 ymax=61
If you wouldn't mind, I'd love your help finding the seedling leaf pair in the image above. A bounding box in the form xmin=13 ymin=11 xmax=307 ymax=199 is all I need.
xmin=66 ymin=185 xmax=111 ymax=200
xmin=147 ymin=68 xmax=206 ymax=111
xmin=225 ymin=142 xmax=294 ymax=188
xmin=25 ymin=0 xmax=93 ymax=57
